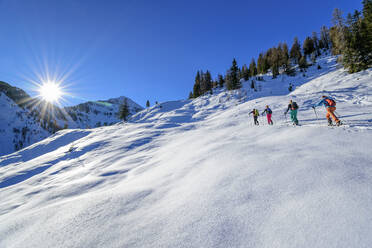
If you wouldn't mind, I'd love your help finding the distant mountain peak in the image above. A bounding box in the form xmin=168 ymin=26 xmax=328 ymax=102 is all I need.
xmin=0 ymin=82 xmax=144 ymax=156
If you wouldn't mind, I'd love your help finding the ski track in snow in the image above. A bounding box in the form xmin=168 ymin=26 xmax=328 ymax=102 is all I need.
xmin=1 ymin=55 xmax=372 ymax=248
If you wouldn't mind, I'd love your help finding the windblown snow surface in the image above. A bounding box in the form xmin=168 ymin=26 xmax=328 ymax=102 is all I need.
xmin=1 ymin=56 xmax=372 ymax=248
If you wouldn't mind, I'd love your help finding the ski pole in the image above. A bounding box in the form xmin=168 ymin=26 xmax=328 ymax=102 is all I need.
xmin=313 ymin=107 xmax=319 ymax=121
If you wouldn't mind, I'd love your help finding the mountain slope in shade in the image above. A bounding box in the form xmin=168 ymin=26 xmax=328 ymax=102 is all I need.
xmin=0 ymin=92 xmax=49 ymax=156
xmin=0 ymin=80 xmax=143 ymax=156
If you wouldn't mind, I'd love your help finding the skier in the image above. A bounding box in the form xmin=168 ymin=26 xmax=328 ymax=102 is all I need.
xmin=284 ymin=100 xmax=299 ymax=125
xmin=288 ymin=83 xmax=293 ymax=92
xmin=261 ymin=105 xmax=273 ymax=125
xmin=249 ymin=108 xmax=260 ymax=125
xmin=312 ymin=95 xmax=341 ymax=126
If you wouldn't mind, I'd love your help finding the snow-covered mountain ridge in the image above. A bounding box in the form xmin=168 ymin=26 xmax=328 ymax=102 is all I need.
xmin=0 ymin=82 xmax=143 ymax=156
xmin=1 ymin=55 xmax=372 ymax=248
xmin=0 ymin=92 xmax=49 ymax=156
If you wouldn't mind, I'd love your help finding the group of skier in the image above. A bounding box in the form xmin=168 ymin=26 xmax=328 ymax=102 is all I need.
xmin=249 ymin=106 xmax=274 ymax=125
xmin=249 ymin=95 xmax=342 ymax=126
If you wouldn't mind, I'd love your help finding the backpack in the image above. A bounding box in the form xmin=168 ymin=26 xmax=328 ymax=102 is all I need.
xmin=325 ymin=98 xmax=336 ymax=107
xmin=254 ymin=109 xmax=259 ymax=116
xmin=292 ymin=102 xmax=299 ymax=110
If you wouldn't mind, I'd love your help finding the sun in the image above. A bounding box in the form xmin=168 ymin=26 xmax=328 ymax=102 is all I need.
xmin=38 ymin=82 xmax=63 ymax=103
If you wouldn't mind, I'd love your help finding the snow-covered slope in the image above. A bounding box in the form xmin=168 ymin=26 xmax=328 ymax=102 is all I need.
xmin=0 ymin=92 xmax=49 ymax=155
xmin=1 ymin=56 xmax=372 ymax=248
xmin=64 ymin=96 xmax=143 ymax=129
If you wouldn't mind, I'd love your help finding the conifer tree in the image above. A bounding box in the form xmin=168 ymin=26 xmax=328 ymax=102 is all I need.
xmin=290 ymin=37 xmax=302 ymax=64
xmin=299 ymin=55 xmax=308 ymax=69
xmin=226 ymin=58 xmax=241 ymax=90
xmin=343 ymin=11 xmax=362 ymax=72
xmin=270 ymin=48 xmax=280 ymax=78
xmin=218 ymin=74 xmax=225 ymax=88
xmin=312 ymin=32 xmax=321 ymax=56
xmin=361 ymin=0 xmax=372 ymax=67
xmin=330 ymin=8 xmax=346 ymax=56
xmin=119 ymin=98 xmax=130 ymax=121
xmin=192 ymin=71 xmax=201 ymax=98
xmin=249 ymin=58 xmax=258 ymax=77
xmin=241 ymin=64 xmax=250 ymax=81
xmin=146 ymin=100 xmax=150 ymax=108
xmin=343 ymin=6 xmax=372 ymax=72
xmin=363 ymin=0 xmax=372 ymax=31
xmin=320 ymin=26 xmax=331 ymax=50
xmin=193 ymin=82 xmax=200 ymax=98
xmin=303 ymin=37 xmax=315 ymax=56
xmin=188 ymin=92 xmax=193 ymax=99
xmin=281 ymin=43 xmax=290 ymax=70
xmin=257 ymin=53 xmax=266 ymax=74
xmin=205 ymin=70 xmax=212 ymax=92
xmin=199 ymin=70 xmax=206 ymax=93
xmin=277 ymin=43 xmax=284 ymax=64
xmin=197 ymin=70 xmax=213 ymax=95
xmin=263 ymin=52 xmax=271 ymax=73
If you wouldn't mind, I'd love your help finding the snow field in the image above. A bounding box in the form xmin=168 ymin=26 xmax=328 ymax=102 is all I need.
xmin=1 ymin=55 xmax=372 ymax=247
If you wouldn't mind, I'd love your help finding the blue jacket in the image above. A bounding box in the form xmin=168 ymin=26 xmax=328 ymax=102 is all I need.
xmin=314 ymin=97 xmax=335 ymax=108
xmin=261 ymin=108 xmax=272 ymax=115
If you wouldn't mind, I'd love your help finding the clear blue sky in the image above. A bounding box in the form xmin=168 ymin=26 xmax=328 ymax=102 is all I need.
xmin=0 ymin=0 xmax=362 ymax=107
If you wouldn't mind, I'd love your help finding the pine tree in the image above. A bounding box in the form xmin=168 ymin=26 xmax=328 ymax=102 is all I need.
xmin=333 ymin=8 xmax=345 ymax=27
xmin=290 ymin=37 xmax=302 ymax=64
xmin=193 ymin=82 xmax=200 ymax=98
xmin=303 ymin=37 xmax=315 ymax=57
xmin=197 ymin=70 xmax=213 ymax=95
xmin=146 ymin=100 xmax=150 ymax=108
xmin=270 ymin=48 xmax=280 ymax=78
xmin=226 ymin=58 xmax=241 ymax=90
xmin=257 ymin=53 xmax=266 ymax=74
xmin=343 ymin=5 xmax=372 ymax=73
xmin=119 ymin=98 xmax=130 ymax=121
xmin=312 ymin=31 xmax=321 ymax=56
xmin=343 ymin=11 xmax=362 ymax=72
xmin=204 ymin=70 xmax=212 ymax=92
xmin=241 ymin=64 xmax=250 ymax=81
xmin=192 ymin=71 xmax=201 ymax=98
xmin=249 ymin=58 xmax=258 ymax=77
xmin=361 ymin=0 xmax=372 ymax=67
xmin=330 ymin=8 xmax=346 ymax=56
xmin=188 ymin=92 xmax=193 ymax=99
xmin=281 ymin=42 xmax=290 ymax=71
xmin=218 ymin=74 xmax=225 ymax=88
xmin=299 ymin=55 xmax=308 ymax=69
xmin=320 ymin=26 xmax=331 ymax=50
xmin=263 ymin=52 xmax=271 ymax=73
